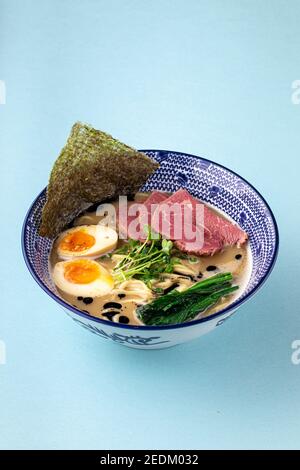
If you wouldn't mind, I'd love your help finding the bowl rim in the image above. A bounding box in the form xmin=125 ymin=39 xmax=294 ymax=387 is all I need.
xmin=21 ymin=149 xmax=279 ymax=331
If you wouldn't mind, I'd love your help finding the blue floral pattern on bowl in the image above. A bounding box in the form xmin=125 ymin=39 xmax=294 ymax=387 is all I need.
xmin=22 ymin=150 xmax=279 ymax=349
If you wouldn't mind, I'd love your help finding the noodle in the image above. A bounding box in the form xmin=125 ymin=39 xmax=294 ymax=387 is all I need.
xmin=50 ymin=191 xmax=249 ymax=326
xmin=114 ymin=279 xmax=153 ymax=304
xmin=173 ymin=262 xmax=199 ymax=276
xmin=152 ymin=273 xmax=193 ymax=292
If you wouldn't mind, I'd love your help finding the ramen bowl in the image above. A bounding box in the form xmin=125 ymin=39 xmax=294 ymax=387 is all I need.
xmin=22 ymin=150 xmax=279 ymax=349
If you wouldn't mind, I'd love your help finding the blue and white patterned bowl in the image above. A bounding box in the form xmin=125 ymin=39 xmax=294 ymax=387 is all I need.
xmin=22 ymin=150 xmax=279 ymax=349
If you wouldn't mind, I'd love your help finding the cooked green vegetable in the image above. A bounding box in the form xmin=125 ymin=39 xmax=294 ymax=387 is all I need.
xmin=137 ymin=272 xmax=238 ymax=325
xmin=113 ymin=231 xmax=176 ymax=285
xmin=39 ymin=122 xmax=159 ymax=238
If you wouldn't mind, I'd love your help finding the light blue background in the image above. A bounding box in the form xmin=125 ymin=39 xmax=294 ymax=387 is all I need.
xmin=0 ymin=0 xmax=299 ymax=450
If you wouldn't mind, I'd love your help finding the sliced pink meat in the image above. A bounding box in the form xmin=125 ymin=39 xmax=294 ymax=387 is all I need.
xmin=151 ymin=189 xmax=196 ymax=240
xmin=144 ymin=191 xmax=168 ymax=208
xmin=139 ymin=191 xmax=169 ymax=238
xmin=151 ymin=188 xmax=247 ymax=256
xmin=203 ymin=205 xmax=248 ymax=247
xmin=117 ymin=188 xmax=247 ymax=255
xmin=117 ymin=192 xmax=168 ymax=240
xmin=175 ymin=238 xmax=223 ymax=256
xmin=117 ymin=200 xmax=141 ymax=239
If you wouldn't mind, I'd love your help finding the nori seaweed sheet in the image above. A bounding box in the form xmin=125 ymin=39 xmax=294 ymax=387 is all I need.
xmin=39 ymin=122 xmax=159 ymax=238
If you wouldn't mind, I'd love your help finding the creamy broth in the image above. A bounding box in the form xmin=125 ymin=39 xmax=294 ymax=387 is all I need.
xmin=50 ymin=193 xmax=251 ymax=325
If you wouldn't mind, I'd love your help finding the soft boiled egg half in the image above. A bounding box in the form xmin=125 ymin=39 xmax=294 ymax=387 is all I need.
xmin=56 ymin=225 xmax=118 ymax=260
xmin=52 ymin=258 xmax=114 ymax=297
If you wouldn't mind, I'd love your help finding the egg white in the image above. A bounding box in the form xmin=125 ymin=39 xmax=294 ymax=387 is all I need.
xmin=56 ymin=225 xmax=118 ymax=260
xmin=52 ymin=259 xmax=114 ymax=297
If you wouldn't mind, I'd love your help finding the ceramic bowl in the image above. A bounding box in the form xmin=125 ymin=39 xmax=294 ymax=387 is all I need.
xmin=22 ymin=150 xmax=279 ymax=349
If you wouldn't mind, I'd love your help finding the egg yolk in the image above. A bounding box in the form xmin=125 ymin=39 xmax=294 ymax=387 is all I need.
xmin=59 ymin=230 xmax=95 ymax=253
xmin=64 ymin=259 xmax=100 ymax=284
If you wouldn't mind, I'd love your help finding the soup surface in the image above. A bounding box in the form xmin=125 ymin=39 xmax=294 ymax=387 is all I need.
xmin=50 ymin=192 xmax=251 ymax=325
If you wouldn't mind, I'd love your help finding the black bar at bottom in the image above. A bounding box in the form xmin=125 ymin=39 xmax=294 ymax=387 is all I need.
xmin=0 ymin=449 xmax=298 ymax=464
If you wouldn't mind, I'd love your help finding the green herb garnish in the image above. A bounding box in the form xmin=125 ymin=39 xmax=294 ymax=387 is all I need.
xmin=113 ymin=231 xmax=175 ymax=284
xmin=152 ymin=287 xmax=164 ymax=295
xmin=137 ymin=272 xmax=238 ymax=326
